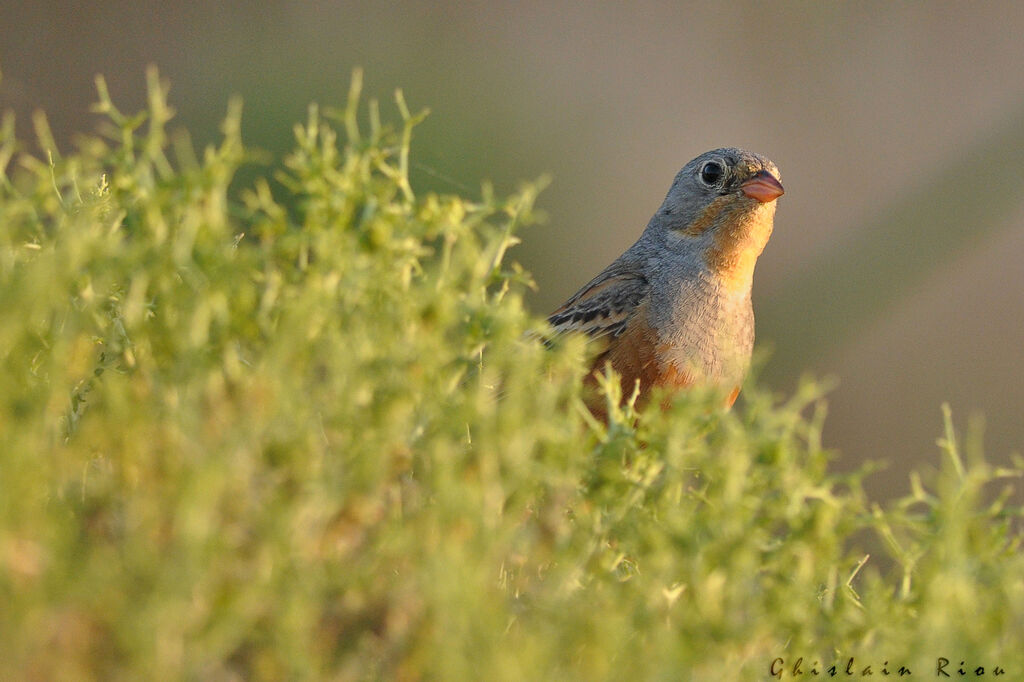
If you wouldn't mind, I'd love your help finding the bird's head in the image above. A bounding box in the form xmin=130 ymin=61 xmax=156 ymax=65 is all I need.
xmin=653 ymin=148 xmax=783 ymax=291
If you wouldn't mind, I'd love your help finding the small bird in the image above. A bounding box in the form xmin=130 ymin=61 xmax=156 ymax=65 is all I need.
xmin=547 ymin=148 xmax=783 ymax=417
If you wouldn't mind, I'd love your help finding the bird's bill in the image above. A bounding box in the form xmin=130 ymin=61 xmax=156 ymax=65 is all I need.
xmin=740 ymin=171 xmax=785 ymax=203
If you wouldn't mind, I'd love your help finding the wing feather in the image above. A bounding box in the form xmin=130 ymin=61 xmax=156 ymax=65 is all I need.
xmin=547 ymin=262 xmax=649 ymax=341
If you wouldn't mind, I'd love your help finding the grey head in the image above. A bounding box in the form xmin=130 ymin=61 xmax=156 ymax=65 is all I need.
xmin=651 ymin=147 xmax=783 ymax=237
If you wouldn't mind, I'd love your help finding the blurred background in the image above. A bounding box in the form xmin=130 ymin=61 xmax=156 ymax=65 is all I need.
xmin=2 ymin=1 xmax=1022 ymax=498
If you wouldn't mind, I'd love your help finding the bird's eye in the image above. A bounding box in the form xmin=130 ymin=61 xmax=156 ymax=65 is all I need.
xmin=699 ymin=160 xmax=725 ymax=186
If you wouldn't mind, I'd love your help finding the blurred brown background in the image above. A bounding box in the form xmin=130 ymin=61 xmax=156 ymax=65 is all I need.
xmin=2 ymin=1 xmax=1022 ymax=498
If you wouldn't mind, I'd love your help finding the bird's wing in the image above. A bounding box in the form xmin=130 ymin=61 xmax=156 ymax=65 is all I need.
xmin=547 ymin=261 xmax=650 ymax=342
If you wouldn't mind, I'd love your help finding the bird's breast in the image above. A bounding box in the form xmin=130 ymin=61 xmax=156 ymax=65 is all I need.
xmin=653 ymin=281 xmax=755 ymax=389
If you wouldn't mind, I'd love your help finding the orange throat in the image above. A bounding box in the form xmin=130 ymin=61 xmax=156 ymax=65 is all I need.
xmin=702 ymin=203 xmax=775 ymax=293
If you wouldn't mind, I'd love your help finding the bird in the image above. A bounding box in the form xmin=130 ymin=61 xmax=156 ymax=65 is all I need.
xmin=547 ymin=148 xmax=783 ymax=419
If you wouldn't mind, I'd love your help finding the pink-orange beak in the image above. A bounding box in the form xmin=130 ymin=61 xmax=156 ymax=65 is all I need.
xmin=740 ymin=171 xmax=784 ymax=203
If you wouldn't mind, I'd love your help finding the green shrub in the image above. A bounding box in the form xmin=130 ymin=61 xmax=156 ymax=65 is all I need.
xmin=1 ymin=69 xmax=1021 ymax=680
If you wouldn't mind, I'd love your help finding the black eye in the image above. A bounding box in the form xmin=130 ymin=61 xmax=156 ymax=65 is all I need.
xmin=699 ymin=160 xmax=725 ymax=186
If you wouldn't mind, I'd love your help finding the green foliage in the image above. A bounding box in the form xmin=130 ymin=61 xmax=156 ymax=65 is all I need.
xmin=1 ymin=69 xmax=1021 ymax=680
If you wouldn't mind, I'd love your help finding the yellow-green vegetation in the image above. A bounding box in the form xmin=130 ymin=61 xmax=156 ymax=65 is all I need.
xmin=1 ymin=70 xmax=1021 ymax=680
